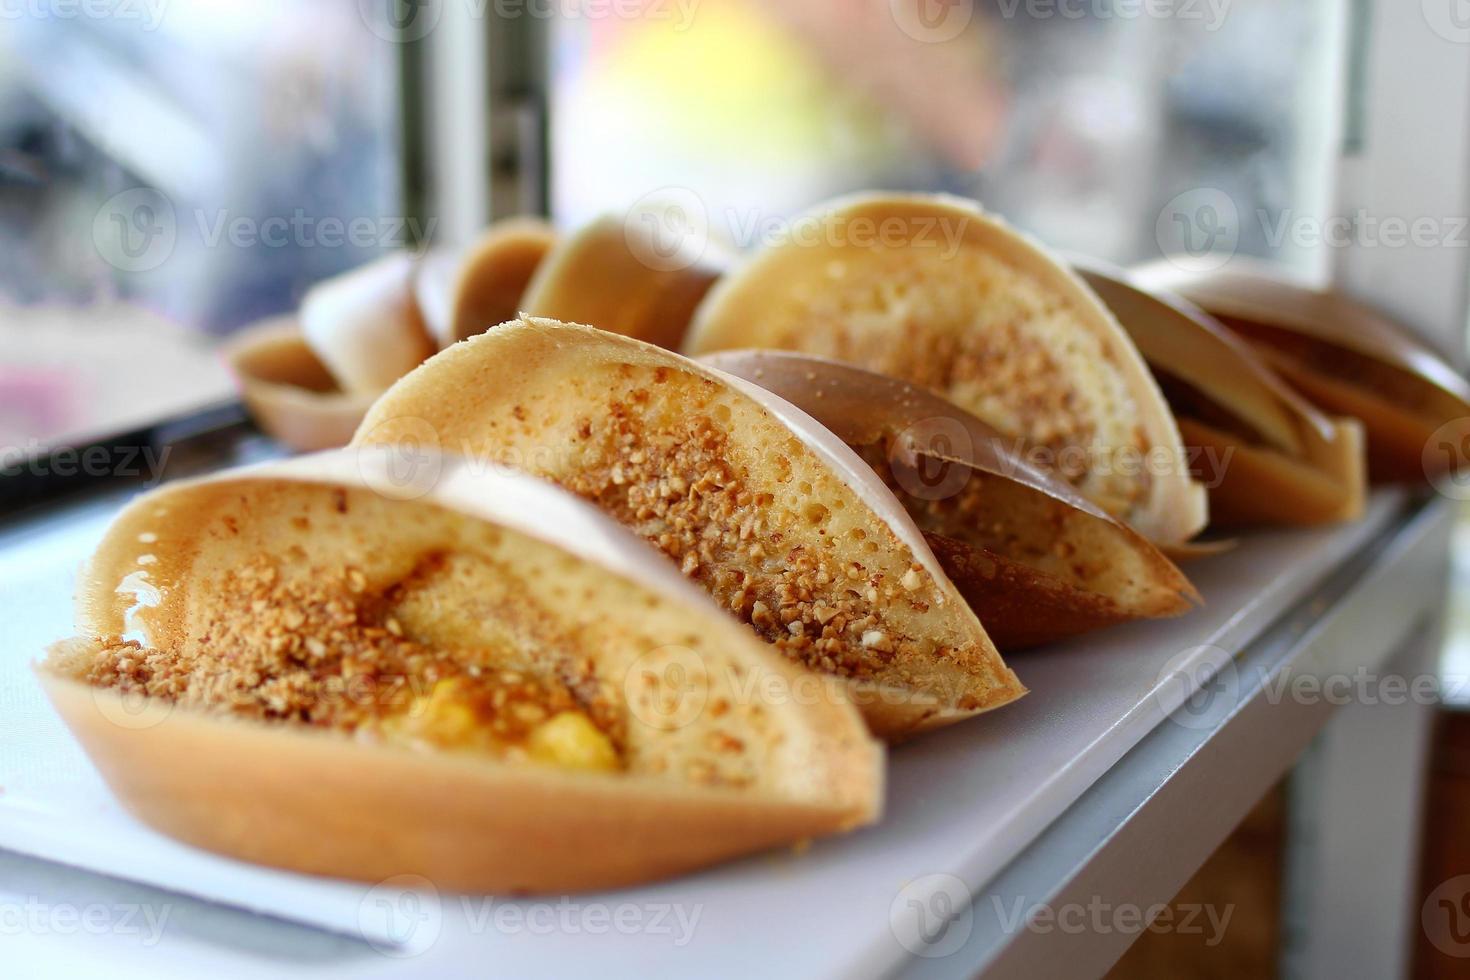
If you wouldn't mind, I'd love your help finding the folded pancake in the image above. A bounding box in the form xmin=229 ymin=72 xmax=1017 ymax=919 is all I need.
xmin=300 ymin=252 xmax=435 ymax=393
xmin=1075 ymin=260 xmax=1367 ymax=527
xmin=702 ymin=350 xmax=1198 ymax=649
xmin=416 ymin=218 xmax=557 ymax=348
xmin=356 ymin=318 xmax=1025 ymax=739
xmin=685 ymin=192 xmax=1208 ymax=546
xmin=520 ymin=212 xmax=726 ymax=351
xmin=1135 ymin=258 xmax=1470 ymax=484
xmin=225 ymin=316 xmax=377 ymax=451
xmin=39 ymin=447 xmax=881 ymax=893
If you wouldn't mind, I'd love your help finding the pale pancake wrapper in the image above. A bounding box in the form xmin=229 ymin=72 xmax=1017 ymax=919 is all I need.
xmin=416 ymin=218 xmax=557 ymax=348
xmin=39 ymin=448 xmax=881 ymax=893
xmin=1075 ymin=261 xmax=1367 ymax=527
xmin=300 ymin=252 xmax=436 ymax=393
xmin=224 ymin=316 xmax=378 ymax=451
xmin=702 ymin=350 xmax=1199 ymax=650
xmin=356 ymin=318 xmax=1025 ymax=739
xmin=1135 ymin=258 xmax=1470 ymax=484
xmin=684 ymin=193 xmax=1208 ymax=546
xmin=520 ymin=213 xmax=726 ymax=351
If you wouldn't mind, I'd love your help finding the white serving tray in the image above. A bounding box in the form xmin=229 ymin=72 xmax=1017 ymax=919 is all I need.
xmin=0 ymin=486 xmax=1405 ymax=977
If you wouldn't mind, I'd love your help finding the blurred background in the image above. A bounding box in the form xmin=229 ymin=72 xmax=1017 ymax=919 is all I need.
xmin=2 ymin=2 xmax=1469 ymax=976
xmin=0 ymin=0 xmax=1344 ymax=450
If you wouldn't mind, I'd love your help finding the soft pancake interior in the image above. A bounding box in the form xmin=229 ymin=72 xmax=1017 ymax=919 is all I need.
xmin=63 ymin=477 xmax=855 ymax=798
xmin=854 ymin=442 xmax=1190 ymax=618
xmin=357 ymin=322 xmax=1022 ymax=725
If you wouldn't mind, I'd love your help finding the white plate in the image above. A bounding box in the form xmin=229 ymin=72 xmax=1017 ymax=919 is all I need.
xmin=0 ymin=487 xmax=1405 ymax=976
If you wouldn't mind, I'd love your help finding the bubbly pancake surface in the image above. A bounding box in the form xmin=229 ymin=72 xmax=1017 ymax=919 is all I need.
xmin=715 ymin=247 xmax=1152 ymax=517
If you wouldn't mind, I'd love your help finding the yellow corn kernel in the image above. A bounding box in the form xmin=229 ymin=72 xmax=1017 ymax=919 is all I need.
xmin=395 ymin=679 xmax=481 ymax=746
xmin=526 ymin=711 xmax=618 ymax=771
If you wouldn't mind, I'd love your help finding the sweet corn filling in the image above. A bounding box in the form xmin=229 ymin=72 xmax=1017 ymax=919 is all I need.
xmin=752 ymin=247 xmax=1151 ymax=516
xmin=85 ymin=556 xmax=623 ymax=770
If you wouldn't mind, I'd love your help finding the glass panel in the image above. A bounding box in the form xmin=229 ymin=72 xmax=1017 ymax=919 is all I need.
xmin=0 ymin=2 xmax=400 ymax=453
xmin=550 ymin=0 xmax=1338 ymax=269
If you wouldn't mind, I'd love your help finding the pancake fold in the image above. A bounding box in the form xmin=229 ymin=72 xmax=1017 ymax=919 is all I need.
xmin=685 ymin=192 xmax=1208 ymax=546
xmin=41 ymin=447 xmax=882 ymax=892
xmin=357 ymin=317 xmax=1026 ymax=738
xmin=703 ymin=349 xmax=1200 ymax=649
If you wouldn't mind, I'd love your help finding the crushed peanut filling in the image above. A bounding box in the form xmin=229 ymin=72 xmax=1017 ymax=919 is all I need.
xmin=758 ymin=248 xmax=1151 ymax=511
xmin=86 ymin=557 xmax=622 ymax=769
xmin=855 ymin=441 xmax=1108 ymax=588
xmin=556 ymin=393 xmax=943 ymax=681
